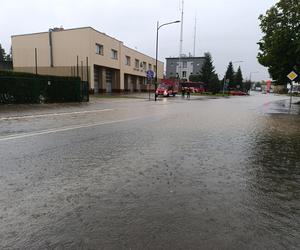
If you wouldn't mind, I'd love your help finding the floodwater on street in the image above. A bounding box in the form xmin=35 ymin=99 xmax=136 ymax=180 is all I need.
xmin=0 ymin=93 xmax=299 ymax=249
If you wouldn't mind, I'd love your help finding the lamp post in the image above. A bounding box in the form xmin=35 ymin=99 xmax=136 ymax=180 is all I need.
xmin=155 ymin=20 xmax=180 ymax=101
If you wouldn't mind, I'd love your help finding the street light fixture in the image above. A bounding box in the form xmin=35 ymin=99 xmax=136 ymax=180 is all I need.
xmin=155 ymin=20 xmax=180 ymax=101
xmin=232 ymin=60 xmax=244 ymax=64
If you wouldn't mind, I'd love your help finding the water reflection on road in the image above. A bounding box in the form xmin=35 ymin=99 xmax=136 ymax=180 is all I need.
xmin=0 ymin=94 xmax=299 ymax=249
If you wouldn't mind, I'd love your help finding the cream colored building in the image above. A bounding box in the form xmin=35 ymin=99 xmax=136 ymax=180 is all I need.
xmin=12 ymin=27 xmax=164 ymax=93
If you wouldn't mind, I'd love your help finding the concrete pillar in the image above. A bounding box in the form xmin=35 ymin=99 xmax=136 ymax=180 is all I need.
xmin=112 ymin=70 xmax=117 ymax=92
xmin=124 ymin=74 xmax=127 ymax=91
xmin=89 ymin=65 xmax=94 ymax=92
xmin=101 ymin=67 xmax=106 ymax=92
xmin=135 ymin=76 xmax=140 ymax=92
xmin=127 ymin=75 xmax=132 ymax=92
xmin=93 ymin=66 xmax=99 ymax=94
xmin=119 ymin=71 xmax=124 ymax=91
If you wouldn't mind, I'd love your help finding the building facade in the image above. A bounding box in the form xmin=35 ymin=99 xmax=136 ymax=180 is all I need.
xmin=165 ymin=56 xmax=205 ymax=80
xmin=12 ymin=27 xmax=164 ymax=93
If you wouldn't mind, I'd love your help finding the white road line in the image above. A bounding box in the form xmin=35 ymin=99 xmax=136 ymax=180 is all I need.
xmin=0 ymin=109 xmax=114 ymax=121
xmin=0 ymin=117 xmax=140 ymax=142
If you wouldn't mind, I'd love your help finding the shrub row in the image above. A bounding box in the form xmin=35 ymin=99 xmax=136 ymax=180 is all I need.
xmin=0 ymin=71 xmax=86 ymax=103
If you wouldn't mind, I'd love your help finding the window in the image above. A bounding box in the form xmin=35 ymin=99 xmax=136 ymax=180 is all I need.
xmin=183 ymin=61 xmax=187 ymax=68
xmin=135 ymin=59 xmax=139 ymax=68
xmin=96 ymin=43 xmax=103 ymax=55
xmin=143 ymin=62 xmax=147 ymax=70
xmin=182 ymin=71 xmax=187 ymax=77
xmin=111 ymin=49 xmax=118 ymax=59
xmin=170 ymin=72 xmax=173 ymax=75
xmin=125 ymin=56 xmax=131 ymax=66
xmin=153 ymin=65 xmax=156 ymax=72
xmin=148 ymin=64 xmax=152 ymax=70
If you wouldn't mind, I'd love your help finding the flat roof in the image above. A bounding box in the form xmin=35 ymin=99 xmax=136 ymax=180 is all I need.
xmin=12 ymin=26 xmax=91 ymax=38
xmin=166 ymin=57 xmax=205 ymax=60
xmin=11 ymin=26 xmax=163 ymax=64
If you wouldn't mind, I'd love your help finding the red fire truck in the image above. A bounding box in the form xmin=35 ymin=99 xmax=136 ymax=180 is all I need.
xmin=155 ymin=79 xmax=179 ymax=97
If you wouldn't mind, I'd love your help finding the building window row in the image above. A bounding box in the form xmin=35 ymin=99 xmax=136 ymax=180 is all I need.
xmin=111 ymin=49 xmax=118 ymax=60
xmin=125 ymin=56 xmax=131 ymax=66
xmin=95 ymin=44 xmax=119 ymax=61
xmin=95 ymin=43 xmax=103 ymax=55
xmin=131 ymin=59 xmax=153 ymax=71
xmin=135 ymin=59 xmax=139 ymax=68
xmin=95 ymin=43 xmax=154 ymax=69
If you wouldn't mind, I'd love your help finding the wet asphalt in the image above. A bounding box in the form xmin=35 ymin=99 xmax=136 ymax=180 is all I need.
xmin=0 ymin=93 xmax=299 ymax=249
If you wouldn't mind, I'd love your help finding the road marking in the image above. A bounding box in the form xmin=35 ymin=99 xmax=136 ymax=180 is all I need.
xmin=0 ymin=117 xmax=140 ymax=142
xmin=0 ymin=109 xmax=114 ymax=121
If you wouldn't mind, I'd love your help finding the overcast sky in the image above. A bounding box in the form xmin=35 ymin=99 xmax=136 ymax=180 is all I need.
xmin=1 ymin=0 xmax=277 ymax=81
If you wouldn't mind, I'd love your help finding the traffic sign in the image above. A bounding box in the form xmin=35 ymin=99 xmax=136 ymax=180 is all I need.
xmin=287 ymin=71 xmax=298 ymax=81
xmin=146 ymin=70 xmax=154 ymax=79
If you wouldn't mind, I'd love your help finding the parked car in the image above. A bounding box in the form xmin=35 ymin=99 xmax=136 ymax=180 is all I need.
xmin=289 ymin=85 xmax=300 ymax=94
xmin=229 ymin=90 xmax=248 ymax=96
xmin=255 ymin=87 xmax=262 ymax=91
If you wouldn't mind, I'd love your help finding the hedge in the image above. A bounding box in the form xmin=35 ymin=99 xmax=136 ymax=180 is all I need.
xmin=0 ymin=71 xmax=87 ymax=103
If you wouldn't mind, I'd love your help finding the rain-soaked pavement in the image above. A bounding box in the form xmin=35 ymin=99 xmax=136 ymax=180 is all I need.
xmin=0 ymin=93 xmax=299 ymax=249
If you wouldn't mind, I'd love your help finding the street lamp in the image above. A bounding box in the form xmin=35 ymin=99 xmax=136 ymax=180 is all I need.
xmin=155 ymin=20 xmax=180 ymax=101
xmin=223 ymin=60 xmax=244 ymax=95
xmin=232 ymin=61 xmax=244 ymax=64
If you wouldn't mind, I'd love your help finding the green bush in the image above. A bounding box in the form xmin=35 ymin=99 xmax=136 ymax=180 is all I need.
xmin=0 ymin=71 xmax=85 ymax=103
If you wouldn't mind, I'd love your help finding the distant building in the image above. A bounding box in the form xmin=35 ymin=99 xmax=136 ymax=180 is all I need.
xmin=165 ymin=56 xmax=205 ymax=80
xmin=11 ymin=27 xmax=164 ymax=93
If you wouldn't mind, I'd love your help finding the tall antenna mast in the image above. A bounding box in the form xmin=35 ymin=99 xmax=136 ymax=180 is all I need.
xmin=193 ymin=16 xmax=197 ymax=57
xmin=179 ymin=0 xmax=184 ymax=57
xmin=178 ymin=0 xmax=184 ymax=79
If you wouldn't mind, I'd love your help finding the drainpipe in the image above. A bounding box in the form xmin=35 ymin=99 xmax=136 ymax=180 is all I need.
xmin=49 ymin=29 xmax=54 ymax=67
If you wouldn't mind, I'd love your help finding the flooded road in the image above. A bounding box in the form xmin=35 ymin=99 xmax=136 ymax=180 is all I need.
xmin=0 ymin=94 xmax=299 ymax=249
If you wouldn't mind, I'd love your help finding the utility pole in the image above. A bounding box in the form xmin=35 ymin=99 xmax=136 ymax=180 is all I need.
xmin=193 ymin=15 xmax=197 ymax=57
xmin=155 ymin=20 xmax=181 ymax=101
xmin=178 ymin=0 xmax=184 ymax=80
xmin=34 ymin=48 xmax=38 ymax=75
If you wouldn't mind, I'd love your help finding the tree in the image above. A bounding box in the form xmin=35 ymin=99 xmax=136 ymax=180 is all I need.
xmin=200 ymin=52 xmax=220 ymax=93
xmin=189 ymin=73 xmax=201 ymax=82
xmin=243 ymin=80 xmax=252 ymax=92
xmin=225 ymin=62 xmax=235 ymax=89
xmin=234 ymin=66 xmax=243 ymax=89
xmin=0 ymin=43 xmax=6 ymax=62
xmin=200 ymin=52 xmax=215 ymax=83
xmin=257 ymin=0 xmax=300 ymax=84
xmin=209 ymin=73 xmax=221 ymax=94
xmin=5 ymin=46 xmax=12 ymax=61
